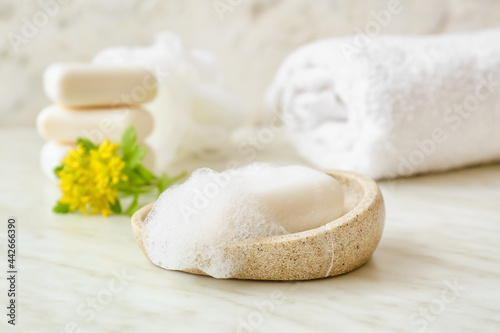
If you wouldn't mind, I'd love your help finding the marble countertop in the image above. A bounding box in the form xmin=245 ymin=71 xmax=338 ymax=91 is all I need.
xmin=1 ymin=128 xmax=499 ymax=333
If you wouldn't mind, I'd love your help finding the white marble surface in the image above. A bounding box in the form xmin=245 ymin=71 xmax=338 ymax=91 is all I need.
xmin=3 ymin=0 xmax=500 ymax=126
xmin=1 ymin=128 xmax=500 ymax=333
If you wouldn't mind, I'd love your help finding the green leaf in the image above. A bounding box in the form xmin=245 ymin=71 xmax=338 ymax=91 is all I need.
xmin=157 ymin=174 xmax=169 ymax=194
xmin=157 ymin=171 xmax=187 ymax=195
xmin=127 ymin=146 xmax=147 ymax=169
xmin=135 ymin=165 xmax=157 ymax=182
xmin=109 ymin=199 xmax=122 ymax=214
xmin=121 ymin=126 xmax=137 ymax=160
xmin=125 ymin=195 xmax=139 ymax=216
xmin=123 ymin=169 xmax=147 ymax=185
xmin=53 ymin=202 xmax=70 ymax=214
xmin=53 ymin=165 xmax=64 ymax=178
xmin=76 ymin=138 xmax=96 ymax=152
xmin=116 ymin=183 xmax=152 ymax=195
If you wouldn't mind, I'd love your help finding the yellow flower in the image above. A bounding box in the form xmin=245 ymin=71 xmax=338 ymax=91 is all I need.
xmin=56 ymin=139 xmax=127 ymax=216
xmin=53 ymin=126 xmax=186 ymax=217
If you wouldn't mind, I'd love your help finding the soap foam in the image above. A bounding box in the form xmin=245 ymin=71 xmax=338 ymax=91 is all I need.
xmin=93 ymin=31 xmax=245 ymax=171
xmin=143 ymin=163 xmax=288 ymax=279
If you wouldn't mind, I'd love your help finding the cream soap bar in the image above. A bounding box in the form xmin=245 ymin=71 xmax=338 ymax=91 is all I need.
xmin=44 ymin=63 xmax=158 ymax=107
xmin=37 ymin=105 xmax=154 ymax=144
xmin=40 ymin=141 xmax=73 ymax=181
xmin=239 ymin=165 xmax=344 ymax=233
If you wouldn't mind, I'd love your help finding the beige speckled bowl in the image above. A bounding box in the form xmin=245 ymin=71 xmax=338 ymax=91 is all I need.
xmin=131 ymin=170 xmax=385 ymax=280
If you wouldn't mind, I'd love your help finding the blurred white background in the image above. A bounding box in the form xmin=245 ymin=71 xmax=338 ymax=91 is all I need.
xmin=2 ymin=0 xmax=500 ymax=126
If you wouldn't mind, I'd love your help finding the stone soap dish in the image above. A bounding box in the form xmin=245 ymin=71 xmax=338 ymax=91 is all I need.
xmin=131 ymin=170 xmax=385 ymax=280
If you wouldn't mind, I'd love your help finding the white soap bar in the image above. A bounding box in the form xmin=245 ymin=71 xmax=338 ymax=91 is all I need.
xmin=44 ymin=63 xmax=158 ymax=106
xmin=41 ymin=140 xmax=156 ymax=181
xmin=40 ymin=141 xmax=73 ymax=181
xmin=37 ymin=105 xmax=154 ymax=144
xmin=237 ymin=165 xmax=344 ymax=233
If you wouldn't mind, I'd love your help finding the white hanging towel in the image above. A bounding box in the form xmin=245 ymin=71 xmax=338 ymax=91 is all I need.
xmin=267 ymin=29 xmax=500 ymax=179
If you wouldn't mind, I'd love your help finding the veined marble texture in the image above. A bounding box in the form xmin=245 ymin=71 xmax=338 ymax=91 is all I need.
xmin=2 ymin=0 xmax=500 ymax=126
xmin=0 ymin=128 xmax=499 ymax=333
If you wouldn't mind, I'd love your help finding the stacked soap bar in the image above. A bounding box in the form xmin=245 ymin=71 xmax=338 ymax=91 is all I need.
xmin=37 ymin=63 xmax=158 ymax=180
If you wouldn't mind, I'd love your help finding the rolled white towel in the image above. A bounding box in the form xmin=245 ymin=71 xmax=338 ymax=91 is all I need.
xmin=267 ymin=29 xmax=500 ymax=179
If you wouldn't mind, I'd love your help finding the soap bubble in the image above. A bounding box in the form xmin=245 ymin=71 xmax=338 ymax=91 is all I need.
xmin=143 ymin=163 xmax=288 ymax=279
